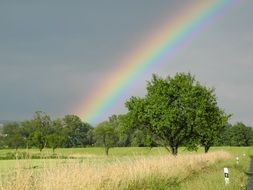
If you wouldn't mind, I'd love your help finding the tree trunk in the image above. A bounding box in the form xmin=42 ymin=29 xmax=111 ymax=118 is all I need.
xmin=204 ymin=145 xmax=210 ymax=153
xmin=105 ymin=147 xmax=109 ymax=156
xmin=171 ymin=146 xmax=178 ymax=156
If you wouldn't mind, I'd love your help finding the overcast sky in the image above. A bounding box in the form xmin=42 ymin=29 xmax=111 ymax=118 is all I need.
xmin=0 ymin=1 xmax=252 ymax=126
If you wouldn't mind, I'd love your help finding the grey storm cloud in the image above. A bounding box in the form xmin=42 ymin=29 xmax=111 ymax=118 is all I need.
xmin=0 ymin=0 xmax=253 ymax=125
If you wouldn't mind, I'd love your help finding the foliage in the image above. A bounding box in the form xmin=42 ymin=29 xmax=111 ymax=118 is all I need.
xmin=191 ymin=85 xmax=230 ymax=152
xmin=28 ymin=111 xmax=53 ymax=151
xmin=62 ymin=115 xmax=92 ymax=147
xmin=2 ymin=122 xmax=25 ymax=150
xmin=47 ymin=134 xmax=64 ymax=153
xmin=125 ymin=73 xmax=229 ymax=155
xmin=217 ymin=123 xmax=253 ymax=146
xmin=94 ymin=120 xmax=118 ymax=155
xmin=0 ymin=112 xmax=94 ymax=151
xmin=229 ymin=122 xmax=253 ymax=146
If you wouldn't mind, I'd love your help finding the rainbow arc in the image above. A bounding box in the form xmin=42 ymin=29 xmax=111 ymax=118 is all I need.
xmin=76 ymin=0 xmax=237 ymax=124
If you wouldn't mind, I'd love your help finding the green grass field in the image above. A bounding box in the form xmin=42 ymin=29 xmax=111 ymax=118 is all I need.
xmin=0 ymin=147 xmax=252 ymax=190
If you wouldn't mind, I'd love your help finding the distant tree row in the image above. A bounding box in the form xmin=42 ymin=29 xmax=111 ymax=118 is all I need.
xmin=217 ymin=122 xmax=253 ymax=146
xmin=1 ymin=112 xmax=252 ymax=156
xmin=0 ymin=112 xmax=93 ymax=152
xmin=0 ymin=112 xmax=152 ymax=154
xmin=1 ymin=73 xmax=252 ymax=156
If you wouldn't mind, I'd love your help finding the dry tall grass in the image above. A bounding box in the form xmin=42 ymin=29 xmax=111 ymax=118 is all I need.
xmin=0 ymin=151 xmax=231 ymax=190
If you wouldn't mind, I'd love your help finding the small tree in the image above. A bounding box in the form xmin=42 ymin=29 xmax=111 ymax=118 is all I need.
xmin=30 ymin=131 xmax=46 ymax=152
xmin=20 ymin=120 xmax=37 ymax=149
xmin=94 ymin=121 xmax=118 ymax=156
xmin=29 ymin=111 xmax=52 ymax=151
xmin=62 ymin=115 xmax=92 ymax=147
xmin=2 ymin=122 xmax=25 ymax=150
xmin=47 ymin=134 xmax=64 ymax=153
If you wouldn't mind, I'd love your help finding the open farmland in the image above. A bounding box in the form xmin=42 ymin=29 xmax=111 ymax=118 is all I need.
xmin=0 ymin=147 xmax=251 ymax=190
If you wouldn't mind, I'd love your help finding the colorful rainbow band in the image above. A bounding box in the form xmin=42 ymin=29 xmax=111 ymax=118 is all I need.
xmin=76 ymin=0 xmax=238 ymax=124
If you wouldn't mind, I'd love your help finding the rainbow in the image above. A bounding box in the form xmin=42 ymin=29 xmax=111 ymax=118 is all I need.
xmin=77 ymin=0 xmax=238 ymax=124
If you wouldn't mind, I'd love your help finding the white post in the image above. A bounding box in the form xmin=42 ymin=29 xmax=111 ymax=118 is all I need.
xmin=224 ymin=168 xmax=229 ymax=185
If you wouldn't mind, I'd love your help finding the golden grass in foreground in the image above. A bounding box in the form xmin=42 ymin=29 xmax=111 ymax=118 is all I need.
xmin=0 ymin=151 xmax=231 ymax=190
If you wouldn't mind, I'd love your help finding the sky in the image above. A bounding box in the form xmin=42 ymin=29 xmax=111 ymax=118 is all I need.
xmin=0 ymin=1 xmax=252 ymax=126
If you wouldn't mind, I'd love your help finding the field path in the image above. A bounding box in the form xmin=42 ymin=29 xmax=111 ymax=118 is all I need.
xmin=247 ymin=158 xmax=253 ymax=190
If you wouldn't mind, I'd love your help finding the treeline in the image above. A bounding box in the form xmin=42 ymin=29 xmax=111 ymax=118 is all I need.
xmin=1 ymin=73 xmax=253 ymax=155
xmin=0 ymin=112 xmax=93 ymax=152
xmin=0 ymin=112 xmax=252 ymax=154
xmin=218 ymin=122 xmax=253 ymax=146
xmin=0 ymin=112 xmax=153 ymax=153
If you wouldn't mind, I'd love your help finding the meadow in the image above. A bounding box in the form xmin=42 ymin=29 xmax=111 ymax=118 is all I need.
xmin=0 ymin=147 xmax=252 ymax=190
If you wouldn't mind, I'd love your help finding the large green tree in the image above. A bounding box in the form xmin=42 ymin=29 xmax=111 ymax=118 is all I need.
xmin=125 ymin=73 xmax=228 ymax=155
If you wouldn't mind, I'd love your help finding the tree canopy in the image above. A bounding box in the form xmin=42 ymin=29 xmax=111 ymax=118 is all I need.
xmin=125 ymin=73 xmax=230 ymax=155
xmin=94 ymin=120 xmax=118 ymax=155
